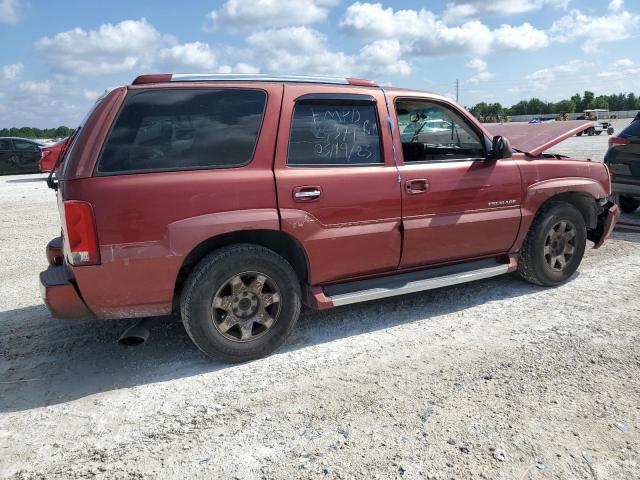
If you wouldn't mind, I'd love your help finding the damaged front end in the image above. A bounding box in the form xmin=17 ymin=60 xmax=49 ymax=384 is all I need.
xmin=589 ymin=200 xmax=620 ymax=249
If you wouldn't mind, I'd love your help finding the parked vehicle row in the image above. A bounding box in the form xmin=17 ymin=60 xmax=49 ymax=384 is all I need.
xmin=39 ymin=73 xmax=619 ymax=363
xmin=605 ymin=117 xmax=640 ymax=213
xmin=0 ymin=136 xmax=68 ymax=175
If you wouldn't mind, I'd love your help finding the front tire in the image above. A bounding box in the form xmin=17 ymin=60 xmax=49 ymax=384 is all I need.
xmin=181 ymin=244 xmax=301 ymax=363
xmin=518 ymin=202 xmax=587 ymax=287
xmin=620 ymin=195 xmax=640 ymax=213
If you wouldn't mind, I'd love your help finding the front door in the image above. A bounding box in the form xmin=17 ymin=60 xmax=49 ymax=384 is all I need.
xmin=12 ymin=139 xmax=41 ymax=173
xmin=274 ymin=84 xmax=402 ymax=285
xmin=392 ymin=97 xmax=522 ymax=268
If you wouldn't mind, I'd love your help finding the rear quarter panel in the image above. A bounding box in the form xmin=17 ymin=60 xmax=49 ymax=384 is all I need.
xmin=60 ymin=82 xmax=284 ymax=318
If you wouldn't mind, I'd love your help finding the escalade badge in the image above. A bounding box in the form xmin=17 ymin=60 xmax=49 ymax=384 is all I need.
xmin=488 ymin=199 xmax=517 ymax=207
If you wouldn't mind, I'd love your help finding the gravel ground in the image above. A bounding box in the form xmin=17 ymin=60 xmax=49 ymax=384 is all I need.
xmin=1 ymin=126 xmax=639 ymax=479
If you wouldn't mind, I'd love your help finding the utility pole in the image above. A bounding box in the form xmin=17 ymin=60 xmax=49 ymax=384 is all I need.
xmin=455 ymin=79 xmax=459 ymax=103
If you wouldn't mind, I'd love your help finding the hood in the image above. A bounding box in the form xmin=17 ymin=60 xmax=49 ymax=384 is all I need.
xmin=484 ymin=120 xmax=595 ymax=157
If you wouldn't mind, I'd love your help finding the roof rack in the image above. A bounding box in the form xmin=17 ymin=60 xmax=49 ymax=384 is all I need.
xmin=132 ymin=73 xmax=377 ymax=87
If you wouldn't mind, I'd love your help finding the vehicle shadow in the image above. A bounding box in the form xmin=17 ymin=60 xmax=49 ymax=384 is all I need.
xmin=0 ymin=274 xmax=549 ymax=413
xmin=5 ymin=176 xmax=47 ymax=183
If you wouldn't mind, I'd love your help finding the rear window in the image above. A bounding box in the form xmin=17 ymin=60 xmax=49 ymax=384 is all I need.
xmin=97 ymin=88 xmax=266 ymax=174
xmin=621 ymin=119 xmax=640 ymax=137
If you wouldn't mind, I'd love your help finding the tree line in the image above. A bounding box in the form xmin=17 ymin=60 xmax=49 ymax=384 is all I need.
xmin=0 ymin=126 xmax=73 ymax=139
xmin=469 ymin=91 xmax=640 ymax=118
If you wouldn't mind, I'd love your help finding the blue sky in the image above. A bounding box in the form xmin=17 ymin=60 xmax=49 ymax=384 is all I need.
xmin=0 ymin=0 xmax=639 ymax=127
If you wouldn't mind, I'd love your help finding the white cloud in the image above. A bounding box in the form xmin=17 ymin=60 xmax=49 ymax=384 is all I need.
xmin=443 ymin=0 xmax=568 ymax=22
xmin=2 ymin=61 xmax=23 ymax=80
xmin=36 ymin=19 xmax=229 ymax=76
xmin=608 ymin=0 xmax=624 ymax=12
xmin=19 ymin=80 xmax=51 ymax=95
xmin=216 ymin=63 xmax=261 ymax=74
xmin=597 ymin=58 xmax=640 ymax=79
xmin=550 ymin=6 xmax=640 ymax=53
xmin=465 ymin=58 xmax=493 ymax=84
xmin=0 ymin=0 xmax=21 ymax=24
xmin=526 ymin=59 xmax=593 ymax=85
xmin=339 ymin=3 xmax=549 ymax=57
xmin=157 ymin=42 xmax=216 ymax=70
xmin=207 ymin=0 xmax=339 ymax=31
xmin=245 ymin=26 xmax=411 ymax=77
xmin=83 ymin=89 xmax=102 ymax=101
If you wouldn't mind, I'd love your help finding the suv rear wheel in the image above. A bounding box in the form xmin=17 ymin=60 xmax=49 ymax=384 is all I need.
xmin=518 ymin=202 xmax=587 ymax=286
xmin=181 ymin=244 xmax=301 ymax=363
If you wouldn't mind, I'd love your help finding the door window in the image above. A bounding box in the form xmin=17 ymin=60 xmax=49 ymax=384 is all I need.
xmin=288 ymin=103 xmax=382 ymax=166
xmin=13 ymin=140 xmax=39 ymax=152
xmin=0 ymin=139 xmax=11 ymax=151
xmin=97 ymin=88 xmax=267 ymax=174
xmin=396 ymin=100 xmax=485 ymax=162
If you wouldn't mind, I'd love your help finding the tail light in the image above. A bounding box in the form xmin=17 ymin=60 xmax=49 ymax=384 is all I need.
xmin=63 ymin=201 xmax=100 ymax=266
xmin=609 ymin=136 xmax=630 ymax=147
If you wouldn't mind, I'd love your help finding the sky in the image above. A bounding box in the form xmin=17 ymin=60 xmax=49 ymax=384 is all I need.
xmin=0 ymin=0 xmax=639 ymax=128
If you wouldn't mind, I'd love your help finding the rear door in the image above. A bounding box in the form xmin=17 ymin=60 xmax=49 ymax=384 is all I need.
xmin=274 ymin=84 xmax=402 ymax=285
xmin=392 ymin=96 xmax=522 ymax=268
xmin=0 ymin=139 xmax=15 ymax=174
xmin=11 ymin=139 xmax=41 ymax=173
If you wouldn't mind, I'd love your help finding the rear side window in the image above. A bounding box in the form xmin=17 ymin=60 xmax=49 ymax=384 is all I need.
xmin=0 ymin=139 xmax=11 ymax=150
xmin=621 ymin=120 xmax=640 ymax=137
xmin=98 ymin=89 xmax=266 ymax=174
xmin=288 ymin=103 xmax=382 ymax=166
xmin=13 ymin=140 xmax=39 ymax=152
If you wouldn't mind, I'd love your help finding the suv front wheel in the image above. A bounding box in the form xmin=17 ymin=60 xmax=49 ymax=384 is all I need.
xmin=181 ymin=244 xmax=301 ymax=363
xmin=518 ymin=202 xmax=587 ymax=286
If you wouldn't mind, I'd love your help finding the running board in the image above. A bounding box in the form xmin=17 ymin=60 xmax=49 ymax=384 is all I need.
xmin=321 ymin=257 xmax=516 ymax=307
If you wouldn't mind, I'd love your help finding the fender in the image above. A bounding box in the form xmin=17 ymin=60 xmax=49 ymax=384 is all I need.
xmin=511 ymin=177 xmax=608 ymax=252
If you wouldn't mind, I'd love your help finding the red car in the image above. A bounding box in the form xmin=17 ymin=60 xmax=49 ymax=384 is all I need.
xmin=40 ymin=74 xmax=619 ymax=362
xmin=39 ymin=137 xmax=69 ymax=173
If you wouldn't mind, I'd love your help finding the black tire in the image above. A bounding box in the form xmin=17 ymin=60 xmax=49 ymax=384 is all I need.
xmin=620 ymin=195 xmax=640 ymax=213
xmin=587 ymin=127 xmax=595 ymax=136
xmin=576 ymin=131 xmax=583 ymax=137
xmin=595 ymin=131 xmax=602 ymax=136
xmin=607 ymin=127 xmax=615 ymax=135
xmin=518 ymin=202 xmax=587 ymax=287
xmin=180 ymin=244 xmax=301 ymax=363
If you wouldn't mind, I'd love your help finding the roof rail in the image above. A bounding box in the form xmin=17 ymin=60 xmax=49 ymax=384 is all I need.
xmin=132 ymin=73 xmax=377 ymax=87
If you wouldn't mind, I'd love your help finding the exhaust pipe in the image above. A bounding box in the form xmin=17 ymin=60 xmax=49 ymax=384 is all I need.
xmin=118 ymin=318 xmax=154 ymax=346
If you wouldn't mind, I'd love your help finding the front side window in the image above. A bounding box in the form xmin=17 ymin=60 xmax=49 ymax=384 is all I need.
xmin=98 ymin=88 xmax=266 ymax=174
xmin=13 ymin=140 xmax=39 ymax=152
xmin=288 ymin=103 xmax=382 ymax=166
xmin=396 ymin=99 xmax=485 ymax=162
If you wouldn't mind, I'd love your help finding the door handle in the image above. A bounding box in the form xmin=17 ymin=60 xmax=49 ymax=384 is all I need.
xmin=405 ymin=179 xmax=429 ymax=195
xmin=293 ymin=186 xmax=322 ymax=202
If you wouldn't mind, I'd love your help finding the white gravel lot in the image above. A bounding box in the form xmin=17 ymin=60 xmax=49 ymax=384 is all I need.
xmin=1 ymin=124 xmax=639 ymax=479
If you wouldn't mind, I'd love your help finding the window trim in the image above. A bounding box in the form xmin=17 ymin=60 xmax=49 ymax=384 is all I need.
xmin=93 ymin=87 xmax=268 ymax=177
xmin=394 ymin=97 xmax=489 ymax=164
xmin=286 ymin=101 xmax=385 ymax=168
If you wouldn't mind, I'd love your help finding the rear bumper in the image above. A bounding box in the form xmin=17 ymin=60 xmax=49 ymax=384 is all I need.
xmin=592 ymin=202 xmax=620 ymax=249
xmin=40 ymin=264 xmax=93 ymax=320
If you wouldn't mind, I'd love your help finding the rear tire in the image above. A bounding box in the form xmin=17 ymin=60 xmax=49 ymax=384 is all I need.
xmin=518 ymin=202 xmax=587 ymax=287
xmin=576 ymin=131 xmax=583 ymax=137
xmin=180 ymin=244 xmax=301 ymax=363
xmin=587 ymin=127 xmax=596 ymax=136
xmin=620 ymin=195 xmax=640 ymax=213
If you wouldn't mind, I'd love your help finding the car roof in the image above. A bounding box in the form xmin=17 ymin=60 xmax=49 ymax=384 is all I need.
xmin=0 ymin=137 xmax=41 ymax=143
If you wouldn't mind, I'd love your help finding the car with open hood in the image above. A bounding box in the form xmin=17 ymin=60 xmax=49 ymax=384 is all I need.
xmin=40 ymin=73 xmax=619 ymax=362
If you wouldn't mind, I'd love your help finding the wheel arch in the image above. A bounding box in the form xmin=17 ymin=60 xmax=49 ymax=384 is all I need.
xmin=173 ymin=229 xmax=310 ymax=302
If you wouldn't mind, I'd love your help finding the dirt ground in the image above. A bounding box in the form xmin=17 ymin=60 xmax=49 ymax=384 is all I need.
xmin=1 ymin=124 xmax=639 ymax=479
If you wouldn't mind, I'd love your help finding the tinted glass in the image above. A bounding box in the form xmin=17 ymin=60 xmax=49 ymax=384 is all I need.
xmin=0 ymin=140 xmax=11 ymax=150
xmin=621 ymin=120 xmax=640 ymax=138
xmin=13 ymin=140 xmax=39 ymax=152
xmin=288 ymin=103 xmax=382 ymax=166
xmin=396 ymin=100 xmax=484 ymax=162
xmin=98 ymin=89 xmax=266 ymax=174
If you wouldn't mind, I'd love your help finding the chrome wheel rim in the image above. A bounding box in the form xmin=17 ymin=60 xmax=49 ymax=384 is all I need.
xmin=211 ymin=271 xmax=281 ymax=342
xmin=544 ymin=221 xmax=576 ymax=272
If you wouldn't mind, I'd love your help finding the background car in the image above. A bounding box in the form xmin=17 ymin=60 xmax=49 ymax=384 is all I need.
xmin=39 ymin=136 xmax=69 ymax=173
xmin=604 ymin=117 xmax=640 ymax=213
xmin=0 ymin=137 xmax=43 ymax=175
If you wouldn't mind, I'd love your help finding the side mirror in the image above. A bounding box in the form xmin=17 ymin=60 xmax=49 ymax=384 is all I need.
xmin=487 ymin=135 xmax=511 ymax=162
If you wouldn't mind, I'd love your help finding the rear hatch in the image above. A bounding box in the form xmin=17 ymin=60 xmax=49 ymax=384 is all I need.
xmin=484 ymin=120 xmax=595 ymax=157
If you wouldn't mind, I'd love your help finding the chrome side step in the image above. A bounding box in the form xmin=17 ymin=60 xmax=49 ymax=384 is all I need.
xmin=324 ymin=259 xmax=513 ymax=307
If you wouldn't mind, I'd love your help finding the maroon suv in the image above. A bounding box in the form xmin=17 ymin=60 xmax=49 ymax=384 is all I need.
xmin=41 ymin=74 xmax=619 ymax=362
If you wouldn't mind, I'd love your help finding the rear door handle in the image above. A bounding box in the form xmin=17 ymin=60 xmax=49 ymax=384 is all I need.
xmin=405 ymin=179 xmax=429 ymax=195
xmin=293 ymin=186 xmax=322 ymax=202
